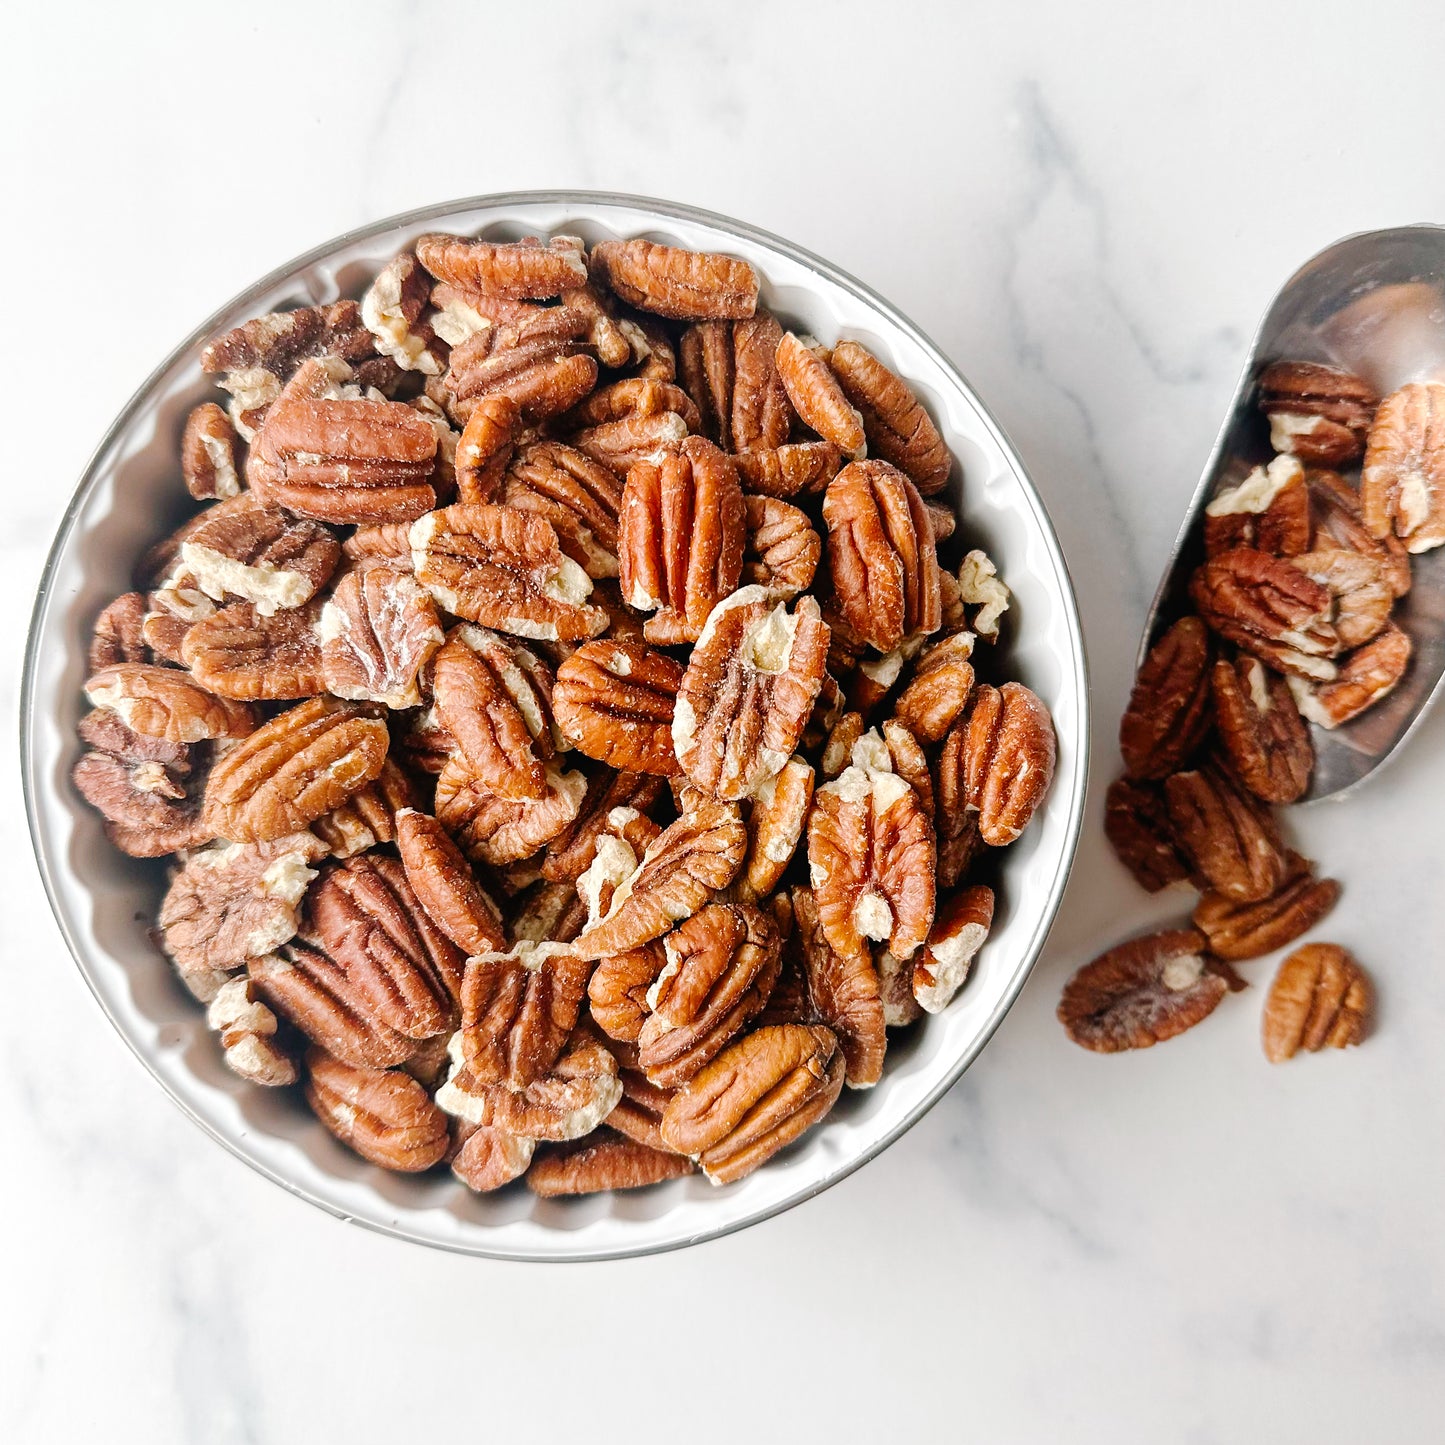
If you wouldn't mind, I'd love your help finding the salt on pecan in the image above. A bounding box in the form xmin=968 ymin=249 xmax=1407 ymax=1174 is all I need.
xmin=1118 ymin=616 xmax=1212 ymax=780
xmin=1259 ymin=360 xmax=1377 ymax=466
xmin=828 ymin=339 xmax=951 ymax=495
xmin=1058 ymin=928 xmax=1227 ymax=1053
xmin=591 ymin=238 xmax=759 ymax=320
xmin=618 ymin=436 xmax=747 ymax=645
xmin=955 ymin=681 xmax=1056 ymax=847
xmin=1164 ymin=763 xmax=1287 ymax=903
xmin=822 ymin=459 xmax=941 ymax=652
xmin=1211 ymin=655 xmax=1313 ymax=804
xmin=1261 ymin=943 xmax=1371 ymax=1062
xmin=789 ymin=886 xmax=885 ymax=1086
xmin=181 ymin=600 xmax=325 ymax=700
xmin=1203 ymin=455 xmax=1310 ymax=557
xmin=181 ymin=402 xmax=243 ymax=500
xmin=775 ymin=332 xmax=866 ymax=458
xmin=673 ymin=587 xmax=830 ymax=801
xmin=553 ymin=640 xmax=684 ymax=776
xmin=1193 ymin=851 xmax=1340 ymax=961
xmin=180 ymin=501 xmax=340 ymax=616
xmin=304 ymin=1049 xmax=449 ymax=1173
xmin=85 ymin=662 xmax=257 ymax=744
xmin=742 ymin=495 xmax=820 ymax=597
xmin=912 ymin=884 xmax=994 ymax=1016
xmin=527 ymin=1131 xmax=693 ymax=1196
xmin=1103 ymin=777 xmax=1190 ymax=893
xmin=1288 ymin=622 xmax=1412 ymax=728
xmin=394 ymin=809 xmax=505 ymax=957
xmin=415 ymin=232 xmax=589 ymax=300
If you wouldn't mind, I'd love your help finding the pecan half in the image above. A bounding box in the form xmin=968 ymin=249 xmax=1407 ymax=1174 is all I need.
xmin=591 ymin=239 xmax=758 ymax=320
xmin=822 ymin=459 xmax=941 ymax=651
xmin=441 ymin=323 xmax=598 ymax=426
xmin=1058 ymin=929 xmax=1226 ymax=1052
xmin=505 ymin=440 xmax=624 ymax=575
xmin=955 ymin=681 xmax=1056 ymax=846
xmin=433 ymin=760 xmax=588 ymax=866
xmin=70 ymin=739 xmax=210 ymax=859
xmin=181 ymin=502 xmax=339 ymax=616
xmin=206 ymin=977 xmax=296 ymax=1086
xmin=570 ymin=410 xmax=689 ymax=479
xmin=881 ymin=719 xmax=934 ymax=820
xmin=674 ymin=587 xmax=829 ymax=801
xmin=1262 ymin=943 xmax=1371 ymax=1062
xmin=1361 ymin=381 xmax=1445 ymax=552
xmin=1307 ymin=469 xmax=1412 ymax=598
xmin=416 ymin=232 xmax=588 ymax=299
xmin=567 ymin=376 xmax=703 ymax=435
xmin=541 ymin=770 xmax=667 ymax=884
xmin=201 ymin=300 xmax=372 ymax=378
xmin=395 ymin=809 xmax=505 ymax=957
xmin=304 ymin=1050 xmax=449 ymax=1172
xmin=912 ymin=884 xmax=994 ymax=1015
xmin=181 ymin=601 xmax=324 ymax=700
xmin=201 ymin=697 xmax=389 ymax=842
xmin=1118 ymin=617 xmax=1213 ymax=779
xmin=451 ymin=1125 xmax=536 ymax=1192
xmin=411 ymin=503 xmax=608 ymax=643
xmin=933 ymin=728 xmax=986 ymax=891
xmin=731 ymin=313 xmax=792 ymax=451
xmin=679 ymin=320 xmax=734 ymax=447
xmin=527 ymin=1131 xmax=693 ymax=1196
xmin=892 ymin=630 xmax=976 ymax=744
xmin=573 ymin=801 xmax=747 ymax=961
xmin=659 ymin=1023 xmax=844 ymax=1183
xmin=1259 ymin=360 xmax=1377 ymax=466
xmin=1189 ymin=547 xmax=1339 ymax=679
xmin=1288 ymin=622 xmax=1412 ymax=728
xmin=828 ymin=339 xmax=951 ymax=495
xmin=181 ymin=402 xmax=243 ymax=500
xmin=1193 ymin=852 xmax=1340 ymax=961
xmin=737 ymin=755 xmax=815 ymax=902
xmin=316 ymin=562 xmax=444 ymax=709
xmin=588 ymin=942 xmax=668 ymax=1043
xmin=1203 ymin=455 xmax=1310 ymax=557
xmin=807 ymin=734 xmax=935 ymax=960
xmin=742 ymin=495 xmax=820 ymax=597
xmin=1164 ymin=764 xmax=1287 ymax=903
xmin=1103 ymin=777 xmax=1190 ymax=893
xmin=775 ymin=332 xmax=866 ymax=458
xmin=454 ymin=394 xmax=520 ymax=503
xmin=1211 ymin=656 xmax=1313 ymax=804
xmin=618 ymin=436 xmax=747 ymax=645
xmin=85 ymin=662 xmax=257 ymax=743
xmin=1292 ymin=549 xmax=1393 ymax=650
xmin=89 ymin=592 xmax=150 ymax=672
xmin=342 ymin=521 xmax=415 ymax=566
xmin=553 ymin=640 xmax=683 ymax=776
xmin=789 ymin=887 xmax=884 ymax=1086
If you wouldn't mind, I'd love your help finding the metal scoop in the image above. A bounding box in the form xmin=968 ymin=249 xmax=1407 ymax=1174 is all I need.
xmin=1140 ymin=224 xmax=1445 ymax=801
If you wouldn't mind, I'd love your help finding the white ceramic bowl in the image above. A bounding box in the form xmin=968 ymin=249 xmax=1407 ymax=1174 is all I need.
xmin=22 ymin=193 xmax=1088 ymax=1260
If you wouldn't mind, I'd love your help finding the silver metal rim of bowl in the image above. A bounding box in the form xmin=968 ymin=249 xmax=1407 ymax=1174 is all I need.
xmin=20 ymin=191 xmax=1091 ymax=1261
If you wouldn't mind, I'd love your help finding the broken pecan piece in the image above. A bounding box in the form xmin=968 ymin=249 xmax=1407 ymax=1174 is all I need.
xmin=181 ymin=601 xmax=324 ymax=700
xmin=181 ymin=502 xmax=339 ymax=616
xmin=304 ymin=1049 xmax=449 ymax=1172
xmin=737 ymin=755 xmax=815 ymax=902
xmin=451 ymin=1125 xmax=536 ymax=1192
xmin=308 ymin=758 xmax=412 ymax=859
xmin=591 ymin=238 xmax=759 ymax=320
xmin=1103 ymin=777 xmax=1190 ymax=893
xmin=659 ymin=1023 xmax=844 ymax=1184
xmin=1262 ymin=943 xmax=1371 ymax=1062
xmin=395 ymin=808 xmax=505 ymax=957
xmin=453 ymin=394 xmax=520 ymax=504
xmin=541 ymin=770 xmax=667 ymax=885
xmin=89 ymin=592 xmax=151 ymax=673
xmin=1118 ymin=617 xmax=1213 ymax=779
xmin=1203 ymin=455 xmax=1310 ymax=557
xmin=912 ymin=884 xmax=994 ymax=1015
xmin=553 ymin=640 xmax=683 ymax=776
xmin=1288 ymin=622 xmax=1412 ymax=728
xmin=505 ymin=439 xmax=623 ymax=574
xmin=1211 ymin=655 xmax=1313 ymax=804
xmin=1361 ymin=381 xmax=1445 ymax=553
xmin=527 ymin=1131 xmax=693 ymax=1196
xmin=1164 ymin=763 xmax=1287 ymax=903
xmin=1193 ymin=853 xmax=1340 ymax=961
xmin=789 ymin=887 xmax=884 ymax=1086
xmin=956 ymin=550 xmax=1011 ymax=641
xmin=206 ymin=977 xmax=296 ymax=1087
xmin=181 ymin=402 xmax=243 ymax=500
xmin=85 ymin=662 xmax=257 ymax=743
xmin=674 ymin=587 xmax=829 ymax=801
xmin=892 ymin=630 xmax=976 ymax=745
xmin=360 ymin=251 xmax=441 ymax=376
xmin=775 ymin=332 xmax=866 ymax=458
xmin=956 ymin=681 xmax=1056 ymax=846
xmin=1259 ymin=360 xmax=1377 ymax=466
xmin=1059 ymin=929 xmax=1227 ymax=1052
xmin=742 ymin=495 xmax=820 ymax=597
xmin=828 ymin=339 xmax=951 ymax=495
xmin=588 ymin=942 xmax=669 ymax=1043
xmin=416 ymin=231 xmax=588 ymax=299
xmin=730 ymin=312 xmax=792 ymax=451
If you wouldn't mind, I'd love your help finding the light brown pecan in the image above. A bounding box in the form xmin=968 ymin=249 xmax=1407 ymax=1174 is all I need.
xmin=454 ymin=394 xmax=520 ymax=503
xmin=828 ymin=339 xmax=951 ymax=495
xmin=85 ymin=662 xmax=257 ymax=743
xmin=541 ymin=770 xmax=667 ymax=884
xmin=360 ymin=251 xmax=442 ymax=375
xmin=158 ymin=832 xmax=327 ymax=998
xmin=565 ymin=376 xmax=703 ymax=435
xmin=1262 ymin=943 xmax=1371 ymax=1062
xmin=561 ymin=281 xmax=636 ymax=367
xmin=912 ymin=884 xmax=994 ymax=1015
xmin=181 ymin=601 xmax=324 ymax=700
xmin=1259 ymin=360 xmax=1377 ymax=466
xmin=416 ymin=231 xmax=588 ymax=299
xmin=201 ymin=696 xmax=389 ymax=842
xmin=876 ymin=947 xmax=923 ymax=1028
xmin=440 ymin=324 xmax=598 ymax=427
xmin=731 ymin=312 xmax=792 ymax=451
xmin=789 ymin=886 xmax=884 ymax=1086
xmin=304 ymin=1049 xmax=449 ymax=1172
xmin=822 ymin=459 xmax=941 ymax=651
xmin=1307 ymin=469 xmax=1412 ymax=597
xmin=742 ymin=495 xmax=820 ymax=597
xmin=1292 ymin=549 xmax=1393 ymax=650
xmin=820 ymin=709 xmax=866 ymax=779
xmin=505 ymin=440 xmax=624 ymax=577
xmin=807 ymin=733 xmax=935 ymax=960
xmin=618 ymin=436 xmax=747 ymax=645
xmin=1361 ymin=382 xmax=1445 ymax=552
xmin=776 ymin=332 xmax=866 ymax=458
xmin=410 ymin=503 xmax=609 ymax=643
xmin=306 ymin=853 xmax=463 ymax=1039
xmin=673 ymin=588 xmax=830 ymax=801
xmin=450 ymin=1125 xmax=536 ymax=1192
xmin=553 ymin=640 xmax=683 ymax=775
xmin=133 ymin=492 xmax=263 ymax=591
xmin=881 ymin=720 xmax=934 ymax=820
xmin=249 ymin=938 xmax=415 ymax=1069
xmin=308 ymin=758 xmax=413 ymax=858
xmin=569 ymin=411 xmax=690 ymax=481
xmin=933 ymin=730 xmax=986 ymax=890
xmin=316 ymin=562 xmax=444 ymax=709
xmin=1212 ymin=655 xmax=1312 ymax=804
xmin=1190 ymin=547 xmax=1340 ymax=679
xmin=1193 ymin=852 xmax=1340 ymax=961
xmin=573 ymin=801 xmax=747 ymax=961
xmin=527 ymin=1131 xmax=693 ymax=1196
xmin=1203 ymin=455 xmax=1310 ymax=558
xmin=142 ymin=573 xmax=215 ymax=665
xmin=508 ymin=877 xmax=590 ymax=945
xmin=737 ymin=755 xmax=815 ymax=901
xmin=249 ymin=359 xmax=440 ymax=524
xmin=733 ymin=441 xmax=842 ymax=499
xmin=591 ymin=239 xmax=758 ymax=320
xmin=588 ymin=942 xmax=669 ymax=1043
xmin=433 ymin=759 xmax=588 ymax=866
xmin=679 ymin=320 xmax=735 ymax=447
xmin=394 ymin=809 xmax=505 ymax=957
xmin=459 ymin=940 xmax=594 ymax=1087
xmin=892 ymin=630 xmax=976 ymax=744
xmin=205 ymin=977 xmax=297 ymax=1087
xmin=659 ymin=1023 xmax=844 ymax=1183
xmin=70 ymin=737 xmax=209 ymax=859
xmin=181 ymin=402 xmax=243 ymax=500
xmin=89 ymin=592 xmax=150 ymax=672
xmin=436 ymin=1027 xmax=622 ymax=1141
xmin=1118 ymin=617 xmax=1213 ymax=779
xmin=955 ymin=549 xmax=1011 ymax=641
xmin=956 ymin=682 xmax=1056 ymax=846
xmin=341 ymin=521 xmax=415 ymax=566
xmin=432 ymin=626 xmax=558 ymax=801
xmin=1103 ymin=777 xmax=1190 ymax=893
xmin=1288 ymin=622 xmax=1412 ymax=728
xmin=180 ymin=502 xmax=340 ymax=616
xmin=1164 ymin=763 xmax=1287 ymax=903
xmin=1058 ymin=928 xmax=1226 ymax=1053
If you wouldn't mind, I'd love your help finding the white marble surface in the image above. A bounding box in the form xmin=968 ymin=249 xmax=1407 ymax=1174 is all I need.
xmin=3 ymin=2 xmax=1443 ymax=1440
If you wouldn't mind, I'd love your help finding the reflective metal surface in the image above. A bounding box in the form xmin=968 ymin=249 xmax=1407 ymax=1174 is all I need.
xmin=1141 ymin=225 xmax=1445 ymax=802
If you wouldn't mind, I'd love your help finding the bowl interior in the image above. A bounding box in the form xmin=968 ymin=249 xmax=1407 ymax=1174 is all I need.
xmin=23 ymin=193 xmax=1087 ymax=1259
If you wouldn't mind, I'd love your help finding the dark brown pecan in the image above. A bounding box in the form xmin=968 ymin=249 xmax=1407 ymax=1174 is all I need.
xmin=1118 ymin=617 xmax=1213 ymax=779
xmin=1164 ymin=764 xmax=1287 ymax=903
xmin=1259 ymin=360 xmax=1377 ymax=466
xmin=1103 ymin=777 xmax=1190 ymax=893
xmin=201 ymin=300 xmax=372 ymax=377
xmin=933 ymin=728 xmax=986 ymax=891
xmin=1211 ymin=656 xmax=1312 ymax=804
xmin=1193 ymin=852 xmax=1340 ymax=961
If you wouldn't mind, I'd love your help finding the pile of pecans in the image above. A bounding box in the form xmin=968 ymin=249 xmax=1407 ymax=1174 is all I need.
xmin=74 ymin=228 xmax=1058 ymax=1195
xmin=1060 ymin=359 xmax=1443 ymax=1057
